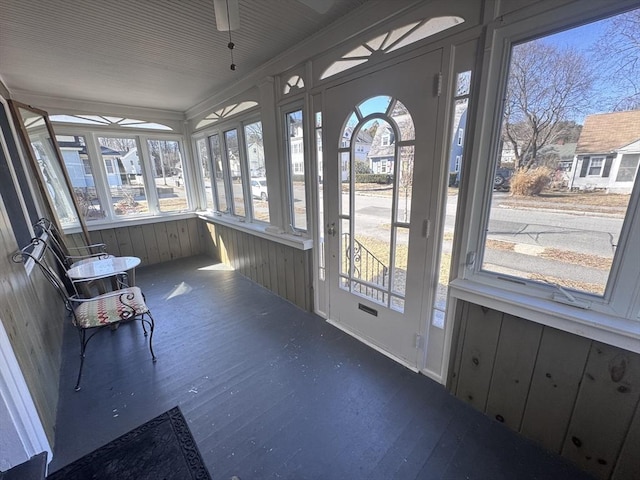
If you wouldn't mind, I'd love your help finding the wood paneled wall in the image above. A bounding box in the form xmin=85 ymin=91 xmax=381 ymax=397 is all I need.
xmin=448 ymin=301 xmax=640 ymax=480
xmin=0 ymin=200 xmax=64 ymax=445
xmin=200 ymin=221 xmax=313 ymax=311
xmin=69 ymin=218 xmax=313 ymax=311
xmin=67 ymin=217 xmax=203 ymax=266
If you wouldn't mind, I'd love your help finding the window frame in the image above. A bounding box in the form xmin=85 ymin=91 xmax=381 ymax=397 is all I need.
xmin=281 ymin=102 xmax=309 ymax=233
xmin=587 ymin=156 xmax=604 ymax=176
xmin=52 ymin=123 xmax=191 ymax=225
xmin=243 ymin=118 xmax=270 ymax=225
xmin=192 ymin=113 xmax=271 ymax=225
xmin=0 ymin=96 xmax=40 ymax=249
xmin=450 ymin=2 xmax=640 ymax=354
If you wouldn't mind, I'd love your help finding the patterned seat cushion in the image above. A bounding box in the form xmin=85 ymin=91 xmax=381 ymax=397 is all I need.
xmin=73 ymin=287 xmax=149 ymax=328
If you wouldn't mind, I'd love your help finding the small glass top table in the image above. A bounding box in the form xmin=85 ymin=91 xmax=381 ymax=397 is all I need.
xmin=67 ymin=256 xmax=141 ymax=286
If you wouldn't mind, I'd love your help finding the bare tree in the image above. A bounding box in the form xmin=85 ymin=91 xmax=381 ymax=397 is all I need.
xmin=398 ymin=146 xmax=413 ymax=222
xmin=593 ymin=8 xmax=640 ymax=110
xmin=502 ymin=40 xmax=594 ymax=170
xmin=98 ymin=137 xmax=136 ymax=153
xmin=390 ymin=101 xmax=414 ymax=221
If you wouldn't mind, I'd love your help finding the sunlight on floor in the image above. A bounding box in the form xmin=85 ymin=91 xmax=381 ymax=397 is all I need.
xmin=164 ymin=281 xmax=193 ymax=300
xmin=197 ymin=263 xmax=234 ymax=271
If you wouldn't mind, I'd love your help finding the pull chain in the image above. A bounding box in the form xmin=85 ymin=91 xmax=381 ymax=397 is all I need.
xmin=226 ymin=0 xmax=236 ymax=70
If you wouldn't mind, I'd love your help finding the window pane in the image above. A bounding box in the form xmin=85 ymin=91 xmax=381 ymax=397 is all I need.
xmin=317 ymin=122 xmax=325 ymax=280
xmin=482 ymin=12 xmax=640 ymax=297
xmin=196 ymin=138 xmax=214 ymax=210
xmin=147 ymin=139 xmax=187 ymax=213
xmin=616 ymin=154 xmax=640 ymax=182
xmin=17 ymin=108 xmax=78 ymax=227
xmin=245 ymin=121 xmax=270 ymax=223
xmin=392 ymin=226 xmax=409 ymax=298
xmin=98 ymin=137 xmax=148 ymax=216
xmin=209 ymin=134 xmax=228 ymax=213
xmin=340 ymin=151 xmax=350 ymax=216
xmin=57 ymin=134 xmax=106 ymax=222
xmin=358 ymin=95 xmax=391 ymax=117
xmin=286 ymin=109 xmax=307 ymax=230
xmin=456 ymin=71 xmax=472 ymax=96
xmin=397 ymin=146 xmax=414 ymax=223
xmin=391 ymin=100 xmax=414 ymax=141
xmin=224 ymin=129 xmax=245 ymax=217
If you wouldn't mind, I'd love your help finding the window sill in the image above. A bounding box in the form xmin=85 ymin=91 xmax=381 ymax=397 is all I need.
xmin=63 ymin=211 xmax=197 ymax=234
xmin=198 ymin=212 xmax=313 ymax=250
xmin=449 ymin=278 xmax=640 ymax=354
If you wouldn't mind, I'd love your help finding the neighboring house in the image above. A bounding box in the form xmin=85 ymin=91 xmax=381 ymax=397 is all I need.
xmin=246 ymin=141 xmax=265 ymax=177
xmin=289 ymin=122 xmax=305 ymax=177
xmin=341 ymin=126 xmax=373 ymax=180
xmin=367 ymin=114 xmax=412 ymax=176
xmin=449 ymin=107 xmax=467 ymax=186
xmin=120 ymin=147 xmax=143 ymax=177
xmin=569 ymin=110 xmax=640 ymax=193
xmin=499 ymin=142 xmax=516 ymax=165
xmin=539 ymin=142 xmax=577 ymax=188
xmin=367 ymin=122 xmax=395 ymax=174
xmin=58 ymin=139 xmax=122 ymax=189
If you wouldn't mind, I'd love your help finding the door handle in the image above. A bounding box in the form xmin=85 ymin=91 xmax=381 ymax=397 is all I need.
xmin=327 ymin=223 xmax=336 ymax=236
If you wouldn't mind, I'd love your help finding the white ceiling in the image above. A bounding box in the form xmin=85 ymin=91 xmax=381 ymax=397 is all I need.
xmin=0 ymin=0 xmax=376 ymax=113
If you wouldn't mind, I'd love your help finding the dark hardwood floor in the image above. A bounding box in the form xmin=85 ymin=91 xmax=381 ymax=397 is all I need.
xmin=48 ymin=255 xmax=593 ymax=479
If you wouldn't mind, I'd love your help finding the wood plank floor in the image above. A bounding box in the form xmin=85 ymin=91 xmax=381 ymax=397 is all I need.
xmin=48 ymin=255 xmax=594 ymax=479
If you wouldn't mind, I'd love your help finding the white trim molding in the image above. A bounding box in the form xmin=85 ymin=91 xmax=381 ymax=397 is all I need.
xmin=0 ymin=320 xmax=52 ymax=465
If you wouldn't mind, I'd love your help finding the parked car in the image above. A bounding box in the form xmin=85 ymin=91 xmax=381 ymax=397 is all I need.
xmin=251 ymin=178 xmax=268 ymax=200
xmin=494 ymin=167 xmax=514 ymax=190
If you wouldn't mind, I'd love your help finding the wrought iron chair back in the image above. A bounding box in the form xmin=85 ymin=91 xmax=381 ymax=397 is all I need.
xmin=13 ymin=237 xmax=157 ymax=391
xmin=34 ymin=217 xmax=110 ymax=269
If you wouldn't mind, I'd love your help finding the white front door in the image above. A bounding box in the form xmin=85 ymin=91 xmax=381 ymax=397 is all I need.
xmin=323 ymin=51 xmax=443 ymax=368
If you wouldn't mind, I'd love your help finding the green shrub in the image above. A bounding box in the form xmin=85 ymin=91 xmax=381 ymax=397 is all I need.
xmin=291 ymin=174 xmax=305 ymax=182
xmin=355 ymin=173 xmax=392 ymax=184
xmin=510 ymin=167 xmax=552 ymax=196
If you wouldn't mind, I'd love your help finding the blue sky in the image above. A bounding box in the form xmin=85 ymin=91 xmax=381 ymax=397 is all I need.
xmin=542 ymin=19 xmax=609 ymax=51
xmin=531 ymin=13 xmax=631 ymax=122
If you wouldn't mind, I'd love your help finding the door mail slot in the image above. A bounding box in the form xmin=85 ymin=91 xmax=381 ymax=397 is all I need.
xmin=358 ymin=303 xmax=378 ymax=316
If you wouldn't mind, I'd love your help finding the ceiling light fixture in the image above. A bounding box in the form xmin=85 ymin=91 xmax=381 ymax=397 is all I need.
xmin=213 ymin=0 xmax=239 ymax=31
xmin=213 ymin=0 xmax=239 ymax=71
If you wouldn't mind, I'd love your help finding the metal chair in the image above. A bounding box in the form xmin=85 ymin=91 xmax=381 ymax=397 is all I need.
xmin=13 ymin=238 xmax=157 ymax=391
xmin=34 ymin=217 xmax=112 ymax=269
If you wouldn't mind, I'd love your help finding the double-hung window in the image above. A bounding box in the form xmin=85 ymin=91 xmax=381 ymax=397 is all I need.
xmin=587 ymin=156 xmax=604 ymax=176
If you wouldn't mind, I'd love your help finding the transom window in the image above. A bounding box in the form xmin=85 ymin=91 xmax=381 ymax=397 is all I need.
xmin=283 ymin=75 xmax=305 ymax=95
xmin=51 ymin=114 xmax=171 ymax=131
xmin=320 ymin=16 xmax=464 ymax=80
xmin=196 ymin=102 xmax=258 ymax=130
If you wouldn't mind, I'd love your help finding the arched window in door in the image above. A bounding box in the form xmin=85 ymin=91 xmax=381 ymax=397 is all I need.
xmin=338 ymin=95 xmax=415 ymax=312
